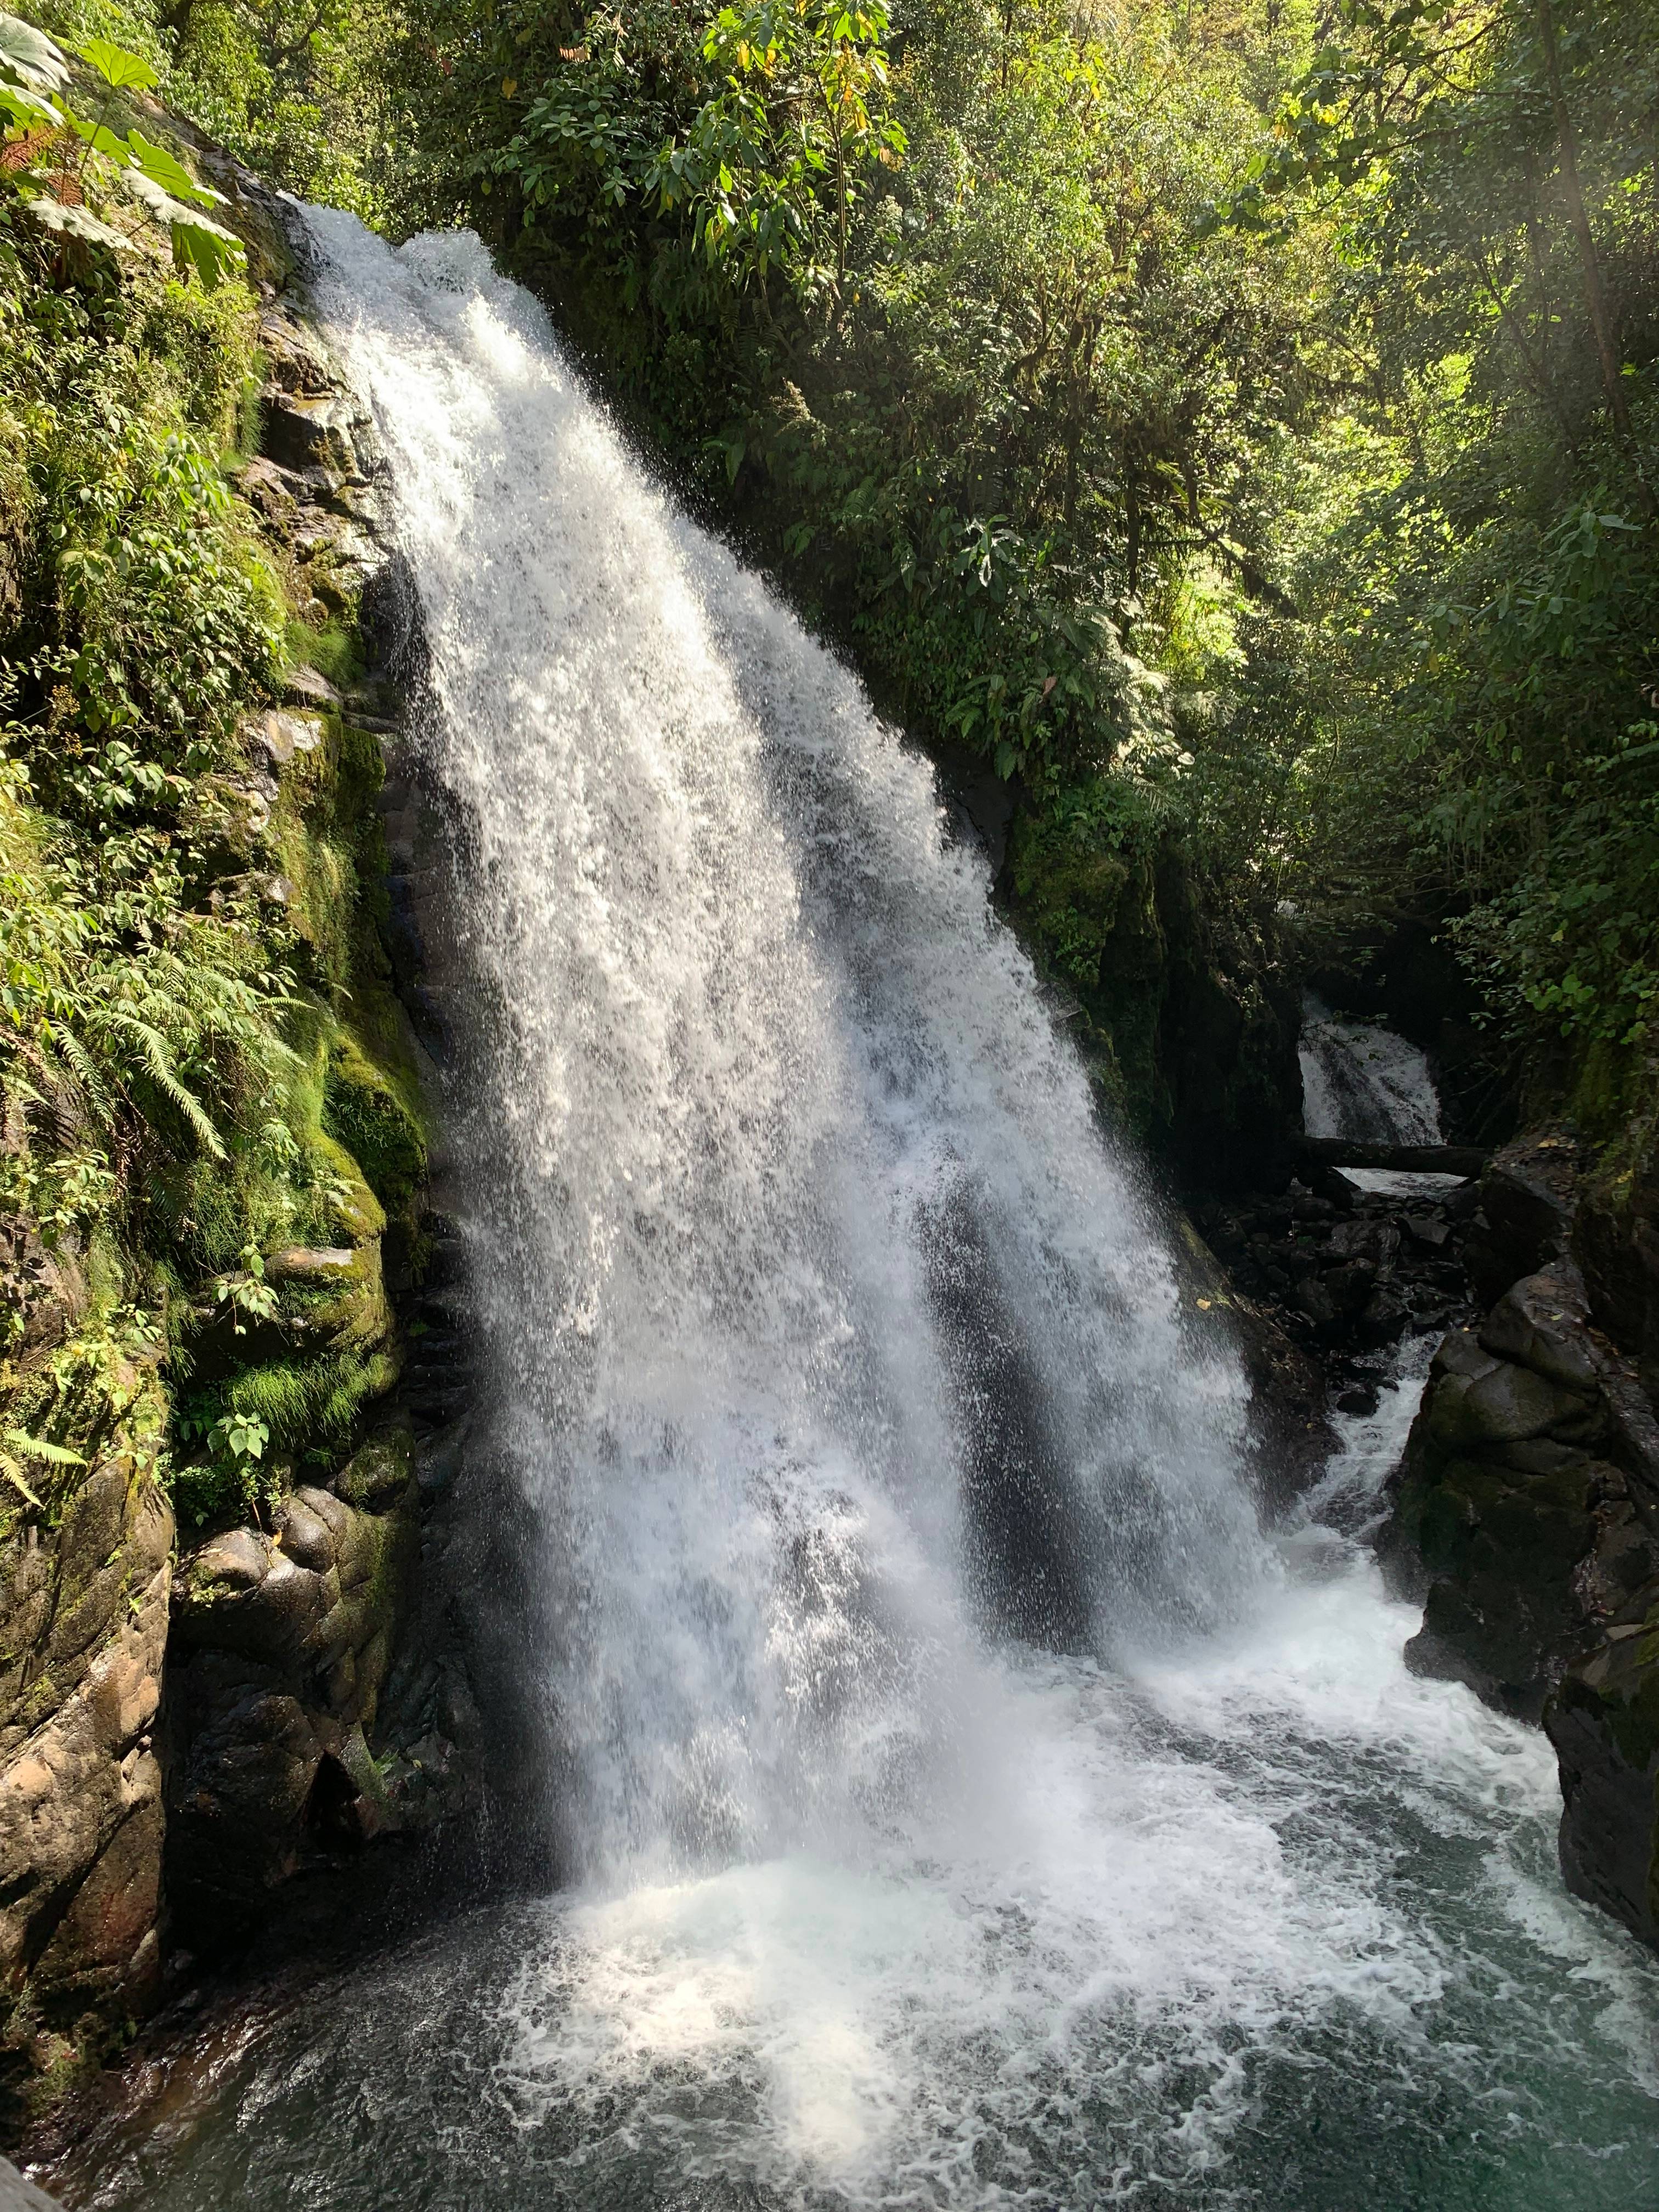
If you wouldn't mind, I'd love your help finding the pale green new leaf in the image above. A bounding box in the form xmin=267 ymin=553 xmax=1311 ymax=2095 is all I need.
xmin=78 ymin=37 xmax=157 ymax=93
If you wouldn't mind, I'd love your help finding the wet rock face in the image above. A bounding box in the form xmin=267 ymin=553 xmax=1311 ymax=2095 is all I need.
xmin=1188 ymin=1169 xmax=1489 ymax=1522
xmin=1006 ymin=822 xmax=1302 ymax=1189
xmin=0 ymin=1460 xmax=173 ymax=2091
xmin=1369 ymin=1126 xmax=1659 ymax=1949
xmin=0 ymin=2149 xmax=63 ymax=2209
xmin=1191 ymin=1177 xmax=1477 ymax=1378
xmin=159 ymin=1217 xmax=497 ymax=1964
xmin=236 ymin=300 xmax=391 ymax=627
xmin=1172 ymin=1215 xmax=1335 ymax=1510
xmin=1545 ymin=1585 xmax=1659 ymax=1949
xmin=1381 ymin=1138 xmax=1659 ymax=1715
xmin=1397 ymin=1257 xmax=1659 ymax=1709
xmin=0 ymin=1225 xmax=84 ymax=1375
xmin=141 ymin=284 xmax=509 ymax=1976
xmin=162 ymin=1467 xmax=418 ymax=1946
xmin=1383 ymin=1276 xmax=1657 ymax=1718
xmin=1463 ymin=1135 xmax=1579 ymax=1305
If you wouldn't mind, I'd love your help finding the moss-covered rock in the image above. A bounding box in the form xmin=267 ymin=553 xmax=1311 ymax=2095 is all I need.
xmin=334 ymin=1430 xmax=412 ymax=1510
xmin=322 ymin=1028 xmax=427 ymax=1230
xmin=0 ymin=107 xmax=447 ymax=2137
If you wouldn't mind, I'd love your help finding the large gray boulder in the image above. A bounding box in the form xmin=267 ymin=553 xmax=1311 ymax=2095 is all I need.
xmin=1384 ymin=1264 xmax=1657 ymax=1718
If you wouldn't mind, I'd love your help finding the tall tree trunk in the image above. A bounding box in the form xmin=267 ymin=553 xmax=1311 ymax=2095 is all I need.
xmin=1518 ymin=149 xmax=1561 ymax=405
xmin=1534 ymin=0 xmax=1646 ymax=496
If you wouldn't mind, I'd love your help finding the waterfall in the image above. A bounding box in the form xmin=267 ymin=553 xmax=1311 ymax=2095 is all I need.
xmin=1299 ymin=993 xmax=1449 ymax=1196
xmin=78 ymin=217 xmax=1659 ymax=2212
xmin=304 ymin=213 xmax=1263 ymax=1878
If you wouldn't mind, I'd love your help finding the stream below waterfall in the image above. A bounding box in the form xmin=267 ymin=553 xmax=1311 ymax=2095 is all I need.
xmin=49 ymin=218 xmax=1659 ymax=2211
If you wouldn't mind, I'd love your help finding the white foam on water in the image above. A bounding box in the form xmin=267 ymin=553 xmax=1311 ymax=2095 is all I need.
xmin=483 ymin=1548 xmax=1655 ymax=2208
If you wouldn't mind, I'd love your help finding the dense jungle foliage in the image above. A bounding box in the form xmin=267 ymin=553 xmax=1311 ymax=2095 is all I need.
xmin=1 ymin=15 xmax=424 ymax=1530
xmin=58 ymin=0 xmax=1648 ymax=1139
xmin=4 ymin=0 xmax=1658 ymax=1215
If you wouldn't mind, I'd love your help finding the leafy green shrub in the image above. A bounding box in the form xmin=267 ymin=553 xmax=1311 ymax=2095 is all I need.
xmin=2 ymin=36 xmax=421 ymax=1531
xmin=0 ymin=240 xmax=297 ymax=1233
xmin=1 ymin=13 xmax=247 ymax=285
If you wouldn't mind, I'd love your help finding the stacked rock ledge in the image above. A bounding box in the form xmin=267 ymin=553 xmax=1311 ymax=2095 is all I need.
xmin=1376 ymin=1124 xmax=1659 ymax=1949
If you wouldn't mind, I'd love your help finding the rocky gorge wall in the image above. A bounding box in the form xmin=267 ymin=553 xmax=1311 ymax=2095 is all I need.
xmin=5 ymin=116 xmax=1659 ymax=2180
xmin=1375 ymin=1121 xmax=1659 ymax=1946
xmin=0 ymin=174 xmax=516 ymax=2137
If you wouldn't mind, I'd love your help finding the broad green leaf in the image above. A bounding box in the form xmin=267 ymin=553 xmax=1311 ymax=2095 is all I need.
xmin=126 ymin=169 xmax=211 ymax=247
xmin=122 ymin=168 xmax=196 ymax=227
xmin=0 ymin=77 xmax=60 ymax=128
xmin=0 ymin=11 xmax=69 ymax=95
xmin=69 ymin=114 xmax=131 ymax=160
xmin=126 ymin=127 xmax=214 ymax=209
xmin=78 ymin=37 xmax=157 ymax=93
xmin=171 ymin=211 xmax=245 ymax=289
xmin=23 ymin=194 xmax=134 ymax=250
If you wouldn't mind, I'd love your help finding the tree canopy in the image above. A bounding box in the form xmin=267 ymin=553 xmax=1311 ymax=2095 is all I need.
xmin=12 ymin=0 xmax=1656 ymax=1137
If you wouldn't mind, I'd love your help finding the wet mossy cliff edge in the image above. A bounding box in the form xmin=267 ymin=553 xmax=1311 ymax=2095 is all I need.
xmin=0 ymin=165 xmax=517 ymax=2140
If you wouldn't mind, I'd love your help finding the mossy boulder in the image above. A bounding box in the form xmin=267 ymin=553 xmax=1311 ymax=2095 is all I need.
xmin=321 ymin=1029 xmax=427 ymax=1228
xmin=334 ymin=1430 xmax=413 ymax=1511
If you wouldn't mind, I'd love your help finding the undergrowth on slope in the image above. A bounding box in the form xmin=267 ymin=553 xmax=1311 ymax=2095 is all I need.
xmin=0 ymin=30 xmax=423 ymax=1532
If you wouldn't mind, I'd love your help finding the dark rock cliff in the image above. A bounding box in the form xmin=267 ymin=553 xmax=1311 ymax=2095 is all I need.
xmin=1001 ymin=809 xmax=1302 ymax=1193
xmin=1378 ymin=1119 xmax=1659 ymax=1948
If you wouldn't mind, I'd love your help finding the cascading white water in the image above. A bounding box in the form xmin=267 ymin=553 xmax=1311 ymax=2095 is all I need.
xmin=72 ymin=221 xmax=1659 ymax=2212
xmin=1298 ymin=993 xmax=1457 ymax=1197
xmin=1293 ymin=990 xmax=1457 ymax=1533
xmin=311 ymin=212 xmax=1263 ymax=1869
